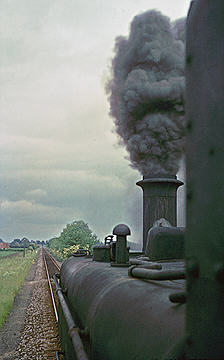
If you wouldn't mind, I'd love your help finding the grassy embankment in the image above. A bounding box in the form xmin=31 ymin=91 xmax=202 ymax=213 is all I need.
xmin=0 ymin=249 xmax=39 ymax=330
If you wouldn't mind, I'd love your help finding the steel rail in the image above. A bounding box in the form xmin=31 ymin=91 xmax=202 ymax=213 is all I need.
xmin=43 ymin=251 xmax=59 ymax=322
xmin=50 ymin=255 xmax=61 ymax=271
xmin=43 ymin=248 xmax=61 ymax=271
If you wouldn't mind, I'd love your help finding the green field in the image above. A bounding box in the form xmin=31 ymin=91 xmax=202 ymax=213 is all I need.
xmin=0 ymin=250 xmax=39 ymax=330
xmin=0 ymin=249 xmax=23 ymax=258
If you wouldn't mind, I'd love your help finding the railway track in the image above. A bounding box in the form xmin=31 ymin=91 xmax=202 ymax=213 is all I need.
xmin=42 ymin=247 xmax=64 ymax=359
xmin=42 ymin=247 xmax=61 ymax=276
xmin=42 ymin=248 xmax=61 ymax=324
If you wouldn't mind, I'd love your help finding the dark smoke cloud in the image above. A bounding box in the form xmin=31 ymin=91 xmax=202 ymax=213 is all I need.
xmin=106 ymin=10 xmax=185 ymax=176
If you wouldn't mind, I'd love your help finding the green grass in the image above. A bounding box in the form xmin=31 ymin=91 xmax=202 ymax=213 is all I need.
xmin=0 ymin=249 xmax=21 ymax=258
xmin=0 ymin=250 xmax=39 ymax=330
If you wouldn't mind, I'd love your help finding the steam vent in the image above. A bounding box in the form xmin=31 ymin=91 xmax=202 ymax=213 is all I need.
xmin=137 ymin=175 xmax=183 ymax=251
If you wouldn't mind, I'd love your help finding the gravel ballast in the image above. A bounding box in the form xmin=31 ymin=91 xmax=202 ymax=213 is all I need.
xmin=0 ymin=248 xmax=61 ymax=360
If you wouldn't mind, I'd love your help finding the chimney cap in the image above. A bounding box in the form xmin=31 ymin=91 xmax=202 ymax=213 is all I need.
xmin=113 ymin=224 xmax=131 ymax=236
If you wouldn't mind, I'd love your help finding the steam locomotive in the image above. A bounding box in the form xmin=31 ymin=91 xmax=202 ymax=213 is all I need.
xmin=54 ymin=2 xmax=224 ymax=359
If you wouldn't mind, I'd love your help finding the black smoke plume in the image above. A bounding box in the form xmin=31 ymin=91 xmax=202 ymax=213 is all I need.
xmin=106 ymin=10 xmax=185 ymax=177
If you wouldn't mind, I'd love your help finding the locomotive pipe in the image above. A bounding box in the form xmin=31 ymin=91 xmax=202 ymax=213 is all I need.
xmin=185 ymin=1 xmax=224 ymax=358
xmin=129 ymin=259 xmax=162 ymax=269
xmin=136 ymin=176 xmax=183 ymax=252
xmin=169 ymin=292 xmax=186 ymax=304
xmin=128 ymin=266 xmax=185 ymax=281
xmin=53 ymin=274 xmax=89 ymax=360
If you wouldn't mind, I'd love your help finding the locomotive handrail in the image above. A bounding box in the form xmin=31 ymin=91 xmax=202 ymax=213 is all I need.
xmin=53 ymin=274 xmax=89 ymax=360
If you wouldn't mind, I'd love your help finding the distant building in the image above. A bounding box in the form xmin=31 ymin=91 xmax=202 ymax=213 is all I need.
xmin=0 ymin=243 xmax=9 ymax=249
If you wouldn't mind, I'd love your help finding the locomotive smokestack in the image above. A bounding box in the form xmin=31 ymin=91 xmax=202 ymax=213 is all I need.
xmin=137 ymin=175 xmax=183 ymax=252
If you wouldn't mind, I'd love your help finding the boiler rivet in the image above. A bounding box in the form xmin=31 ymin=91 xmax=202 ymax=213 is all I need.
xmin=186 ymin=120 xmax=193 ymax=132
xmin=186 ymin=54 xmax=192 ymax=65
xmin=187 ymin=260 xmax=199 ymax=278
xmin=187 ymin=190 xmax=193 ymax=201
xmin=208 ymin=146 xmax=215 ymax=156
xmin=186 ymin=336 xmax=193 ymax=346
xmin=215 ymin=263 xmax=224 ymax=283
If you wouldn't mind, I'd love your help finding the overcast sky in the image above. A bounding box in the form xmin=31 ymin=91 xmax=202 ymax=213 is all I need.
xmin=0 ymin=0 xmax=191 ymax=243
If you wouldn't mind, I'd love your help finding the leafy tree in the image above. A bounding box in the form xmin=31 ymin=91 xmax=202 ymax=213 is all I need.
xmin=21 ymin=237 xmax=30 ymax=248
xmin=48 ymin=237 xmax=61 ymax=250
xmin=49 ymin=220 xmax=99 ymax=254
xmin=10 ymin=239 xmax=21 ymax=248
xmin=60 ymin=220 xmax=98 ymax=248
xmin=28 ymin=243 xmax=36 ymax=251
